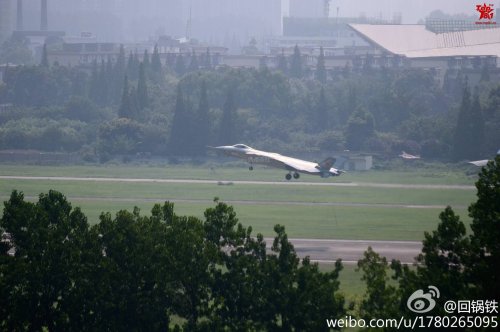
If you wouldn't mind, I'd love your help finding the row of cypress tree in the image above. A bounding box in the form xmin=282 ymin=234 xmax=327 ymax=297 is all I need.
xmin=168 ymin=83 xmax=236 ymax=155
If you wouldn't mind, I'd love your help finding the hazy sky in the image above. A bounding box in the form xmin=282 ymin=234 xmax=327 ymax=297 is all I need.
xmin=12 ymin=0 xmax=497 ymax=44
xmin=283 ymin=0 xmax=497 ymax=23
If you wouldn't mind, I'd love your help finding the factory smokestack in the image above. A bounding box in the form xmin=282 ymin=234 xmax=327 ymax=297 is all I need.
xmin=17 ymin=0 xmax=23 ymax=30
xmin=41 ymin=0 xmax=47 ymax=31
xmin=0 ymin=0 xmax=12 ymax=43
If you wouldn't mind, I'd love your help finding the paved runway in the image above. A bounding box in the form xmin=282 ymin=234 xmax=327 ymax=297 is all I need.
xmin=1 ymin=194 xmax=463 ymax=210
xmin=4 ymin=236 xmax=421 ymax=264
xmin=273 ymin=238 xmax=422 ymax=265
xmin=0 ymin=175 xmax=475 ymax=190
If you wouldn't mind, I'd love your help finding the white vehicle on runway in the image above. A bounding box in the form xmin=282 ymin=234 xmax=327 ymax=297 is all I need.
xmin=210 ymin=144 xmax=343 ymax=180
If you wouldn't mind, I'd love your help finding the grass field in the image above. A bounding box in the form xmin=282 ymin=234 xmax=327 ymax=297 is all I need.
xmin=11 ymin=198 xmax=461 ymax=240
xmin=324 ymin=264 xmax=365 ymax=300
xmin=0 ymin=163 xmax=474 ymax=299
xmin=0 ymin=164 xmax=476 ymax=241
xmin=0 ymin=178 xmax=474 ymax=205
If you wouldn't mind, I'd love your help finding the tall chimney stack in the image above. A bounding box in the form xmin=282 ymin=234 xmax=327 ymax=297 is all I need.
xmin=41 ymin=0 xmax=47 ymax=31
xmin=17 ymin=0 xmax=23 ymax=30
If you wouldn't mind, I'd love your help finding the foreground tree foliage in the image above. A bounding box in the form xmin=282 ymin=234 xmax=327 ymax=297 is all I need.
xmin=358 ymin=156 xmax=500 ymax=330
xmin=357 ymin=247 xmax=400 ymax=329
xmin=0 ymin=191 xmax=101 ymax=331
xmin=468 ymin=155 xmax=500 ymax=301
xmin=0 ymin=193 xmax=345 ymax=331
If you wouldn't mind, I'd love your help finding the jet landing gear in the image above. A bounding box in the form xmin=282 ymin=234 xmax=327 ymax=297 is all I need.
xmin=285 ymin=172 xmax=300 ymax=180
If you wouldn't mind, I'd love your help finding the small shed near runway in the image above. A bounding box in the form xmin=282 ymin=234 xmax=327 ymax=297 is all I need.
xmin=338 ymin=155 xmax=373 ymax=171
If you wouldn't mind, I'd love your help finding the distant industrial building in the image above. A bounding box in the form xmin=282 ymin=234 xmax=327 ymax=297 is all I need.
xmin=348 ymin=23 xmax=500 ymax=71
xmin=28 ymin=0 xmax=281 ymax=52
xmin=8 ymin=0 xmax=67 ymax=63
xmin=49 ymin=41 xmax=118 ymax=66
xmin=7 ymin=0 xmax=499 ymax=81
xmin=13 ymin=0 xmax=50 ymax=32
xmin=228 ymin=18 xmax=500 ymax=76
xmin=48 ymin=37 xmax=228 ymax=67
xmin=271 ymin=17 xmax=372 ymax=56
xmin=289 ymin=0 xmax=329 ymax=18
xmin=186 ymin=0 xmax=281 ymax=49
xmin=16 ymin=0 xmax=23 ymax=30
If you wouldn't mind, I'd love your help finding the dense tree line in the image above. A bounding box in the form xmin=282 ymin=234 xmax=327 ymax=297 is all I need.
xmin=0 ymin=193 xmax=345 ymax=331
xmin=0 ymin=43 xmax=499 ymax=160
xmin=357 ymin=156 xmax=500 ymax=331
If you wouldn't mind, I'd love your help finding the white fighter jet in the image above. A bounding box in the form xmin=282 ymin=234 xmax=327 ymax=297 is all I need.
xmin=210 ymin=144 xmax=343 ymax=180
xmin=468 ymin=149 xmax=500 ymax=167
xmin=399 ymin=151 xmax=420 ymax=160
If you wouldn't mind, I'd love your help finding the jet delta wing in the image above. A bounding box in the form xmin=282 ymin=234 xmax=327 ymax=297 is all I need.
xmin=399 ymin=151 xmax=420 ymax=159
xmin=469 ymin=149 xmax=500 ymax=167
xmin=210 ymin=144 xmax=343 ymax=180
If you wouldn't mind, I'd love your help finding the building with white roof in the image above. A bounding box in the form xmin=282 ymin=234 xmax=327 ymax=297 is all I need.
xmin=348 ymin=24 xmax=500 ymax=71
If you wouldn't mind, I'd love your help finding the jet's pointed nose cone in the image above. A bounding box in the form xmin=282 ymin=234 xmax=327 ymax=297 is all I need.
xmin=208 ymin=145 xmax=234 ymax=154
xmin=212 ymin=145 xmax=229 ymax=150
